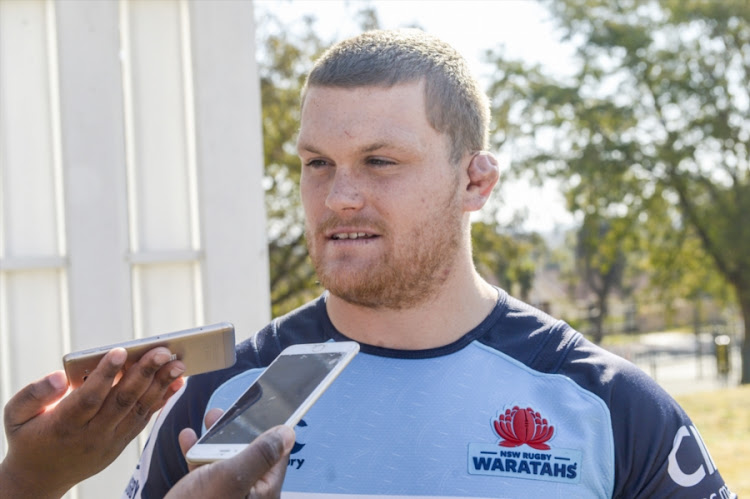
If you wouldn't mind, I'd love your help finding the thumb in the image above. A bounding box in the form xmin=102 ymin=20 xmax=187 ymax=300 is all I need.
xmin=167 ymin=426 xmax=295 ymax=498
xmin=230 ymin=425 xmax=295 ymax=484
xmin=204 ymin=407 xmax=224 ymax=430
xmin=177 ymin=427 xmax=202 ymax=473
xmin=177 ymin=408 xmax=225 ymax=472
xmin=4 ymin=371 xmax=69 ymax=428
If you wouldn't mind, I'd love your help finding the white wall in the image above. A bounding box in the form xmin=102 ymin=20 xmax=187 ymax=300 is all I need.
xmin=0 ymin=1 xmax=270 ymax=497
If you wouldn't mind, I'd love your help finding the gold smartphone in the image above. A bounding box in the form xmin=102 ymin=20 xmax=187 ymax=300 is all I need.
xmin=62 ymin=322 xmax=236 ymax=388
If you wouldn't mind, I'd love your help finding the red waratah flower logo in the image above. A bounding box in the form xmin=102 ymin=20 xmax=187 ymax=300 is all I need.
xmin=493 ymin=406 xmax=555 ymax=450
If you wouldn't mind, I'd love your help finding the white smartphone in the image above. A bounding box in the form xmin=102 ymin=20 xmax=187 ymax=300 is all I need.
xmin=63 ymin=322 xmax=236 ymax=388
xmin=185 ymin=341 xmax=359 ymax=464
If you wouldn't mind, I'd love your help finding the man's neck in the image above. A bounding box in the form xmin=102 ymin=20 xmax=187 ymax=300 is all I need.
xmin=325 ymin=269 xmax=498 ymax=350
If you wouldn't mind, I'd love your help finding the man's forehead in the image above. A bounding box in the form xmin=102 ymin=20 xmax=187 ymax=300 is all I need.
xmin=296 ymin=127 xmax=425 ymax=156
xmin=298 ymin=85 xmax=429 ymax=142
xmin=300 ymin=81 xmax=426 ymax=115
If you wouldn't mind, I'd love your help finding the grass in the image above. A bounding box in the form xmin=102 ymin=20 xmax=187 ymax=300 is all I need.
xmin=675 ymin=384 xmax=750 ymax=497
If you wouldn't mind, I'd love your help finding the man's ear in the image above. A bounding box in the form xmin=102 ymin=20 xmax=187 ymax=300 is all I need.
xmin=464 ymin=151 xmax=500 ymax=212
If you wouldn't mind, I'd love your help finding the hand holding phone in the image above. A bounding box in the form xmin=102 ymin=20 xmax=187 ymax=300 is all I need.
xmin=170 ymin=424 xmax=295 ymax=498
xmin=1 ymin=347 xmax=185 ymax=499
xmin=63 ymin=322 xmax=236 ymax=388
xmin=186 ymin=341 xmax=359 ymax=464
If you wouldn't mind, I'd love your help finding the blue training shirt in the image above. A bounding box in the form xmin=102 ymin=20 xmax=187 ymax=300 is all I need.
xmin=123 ymin=288 xmax=735 ymax=498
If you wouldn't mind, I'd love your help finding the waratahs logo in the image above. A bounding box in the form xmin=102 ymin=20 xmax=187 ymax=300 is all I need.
xmin=467 ymin=405 xmax=582 ymax=484
xmin=493 ymin=406 xmax=554 ymax=450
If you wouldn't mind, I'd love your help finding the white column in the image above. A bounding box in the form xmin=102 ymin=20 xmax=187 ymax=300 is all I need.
xmin=189 ymin=0 xmax=271 ymax=341
xmin=56 ymin=0 xmax=133 ymax=350
xmin=0 ymin=0 xmax=68 ymax=428
xmin=0 ymin=0 xmax=270 ymax=496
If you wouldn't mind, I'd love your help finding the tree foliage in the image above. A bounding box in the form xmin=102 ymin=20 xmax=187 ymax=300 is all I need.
xmin=256 ymin=12 xmax=328 ymax=317
xmin=486 ymin=0 xmax=750 ymax=381
xmin=576 ymin=213 xmax=629 ymax=343
xmin=472 ymin=206 xmax=545 ymax=303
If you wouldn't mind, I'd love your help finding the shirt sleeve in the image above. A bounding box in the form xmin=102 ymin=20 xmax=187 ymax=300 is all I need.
xmin=569 ymin=341 xmax=736 ymax=498
xmin=612 ymin=386 xmax=736 ymax=498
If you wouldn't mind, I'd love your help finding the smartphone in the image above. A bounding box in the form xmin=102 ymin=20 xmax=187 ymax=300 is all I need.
xmin=185 ymin=341 xmax=359 ymax=464
xmin=62 ymin=322 xmax=236 ymax=388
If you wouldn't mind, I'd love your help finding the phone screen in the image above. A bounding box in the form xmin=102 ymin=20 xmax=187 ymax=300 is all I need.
xmin=199 ymin=351 xmax=348 ymax=444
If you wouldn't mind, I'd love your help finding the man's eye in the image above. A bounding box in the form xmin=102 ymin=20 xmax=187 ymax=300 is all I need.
xmin=367 ymin=158 xmax=395 ymax=167
xmin=305 ymin=159 xmax=329 ymax=168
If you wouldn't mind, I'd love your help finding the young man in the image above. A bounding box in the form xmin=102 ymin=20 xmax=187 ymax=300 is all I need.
xmin=124 ymin=29 xmax=735 ymax=498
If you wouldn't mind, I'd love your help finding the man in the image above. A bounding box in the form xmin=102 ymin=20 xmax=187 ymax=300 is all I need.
xmin=0 ymin=347 xmax=294 ymax=499
xmin=125 ymin=29 xmax=734 ymax=498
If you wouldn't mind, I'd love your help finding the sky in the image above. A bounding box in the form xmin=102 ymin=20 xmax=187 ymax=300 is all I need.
xmin=254 ymin=0 xmax=578 ymax=234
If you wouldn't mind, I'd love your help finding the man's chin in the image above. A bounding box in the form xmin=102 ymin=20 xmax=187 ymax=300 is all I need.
xmin=320 ymin=275 xmax=383 ymax=308
xmin=322 ymin=276 xmax=417 ymax=310
xmin=329 ymin=291 xmax=395 ymax=310
xmin=317 ymin=260 xmax=376 ymax=286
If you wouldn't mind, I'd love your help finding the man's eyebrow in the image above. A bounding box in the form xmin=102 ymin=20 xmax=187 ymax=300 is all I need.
xmin=360 ymin=142 xmax=390 ymax=153
xmin=296 ymin=141 xmax=322 ymax=154
xmin=297 ymin=141 xmax=403 ymax=155
xmin=359 ymin=140 xmax=418 ymax=155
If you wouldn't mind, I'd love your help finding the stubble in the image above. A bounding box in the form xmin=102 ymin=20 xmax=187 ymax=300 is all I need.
xmin=306 ymin=180 xmax=464 ymax=310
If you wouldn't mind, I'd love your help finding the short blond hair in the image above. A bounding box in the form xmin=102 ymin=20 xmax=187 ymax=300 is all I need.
xmin=301 ymin=29 xmax=490 ymax=164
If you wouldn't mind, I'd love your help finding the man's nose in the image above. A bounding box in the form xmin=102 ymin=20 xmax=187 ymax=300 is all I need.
xmin=325 ymin=169 xmax=364 ymax=212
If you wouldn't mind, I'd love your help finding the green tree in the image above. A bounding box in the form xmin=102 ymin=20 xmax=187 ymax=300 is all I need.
xmin=486 ymin=0 xmax=750 ymax=382
xmin=255 ymin=12 xmax=327 ymax=317
xmin=472 ymin=218 xmax=544 ymax=303
xmin=576 ymin=213 xmax=629 ymax=344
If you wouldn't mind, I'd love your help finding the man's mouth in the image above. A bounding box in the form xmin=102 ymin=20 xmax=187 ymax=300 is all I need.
xmin=330 ymin=232 xmax=377 ymax=240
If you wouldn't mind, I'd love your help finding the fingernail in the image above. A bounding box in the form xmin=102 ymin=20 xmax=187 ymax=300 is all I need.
xmin=49 ymin=371 xmax=69 ymax=391
xmin=274 ymin=425 xmax=296 ymax=451
xmin=169 ymin=365 xmax=185 ymax=378
xmin=153 ymin=352 xmax=172 ymax=366
xmin=109 ymin=347 xmax=127 ymax=366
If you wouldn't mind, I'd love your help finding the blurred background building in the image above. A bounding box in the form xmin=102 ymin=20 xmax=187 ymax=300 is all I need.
xmin=0 ymin=1 xmax=268 ymax=496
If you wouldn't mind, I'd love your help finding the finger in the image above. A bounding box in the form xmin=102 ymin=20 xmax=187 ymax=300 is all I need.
xmin=169 ymin=425 xmax=295 ymax=498
xmin=3 ymin=371 xmax=69 ymax=428
xmin=56 ymin=348 xmax=127 ymax=426
xmin=160 ymin=376 xmax=186 ymax=405
xmin=177 ymin=427 xmax=204 ymax=473
xmin=230 ymin=425 xmax=295 ymax=498
xmin=129 ymin=360 xmax=186 ymax=419
xmin=174 ymin=408 xmax=222 ymax=453
xmin=178 ymin=427 xmax=198 ymax=456
xmin=97 ymin=347 xmax=174 ymax=428
xmin=247 ymin=443 xmax=292 ymax=498
xmin=114 ymin=361 xmax=185 ymax=439
xmin=175 ymin=408 xmax=221 ymax=473
xmin=204 ymin=408 xmax=224 ymax=430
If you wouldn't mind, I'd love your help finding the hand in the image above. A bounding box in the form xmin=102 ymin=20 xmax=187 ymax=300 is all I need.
xmin=168 ymin=412 xmax=295 ymax=498
xmin=0 ymin=347 xmax=185 ymax=499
